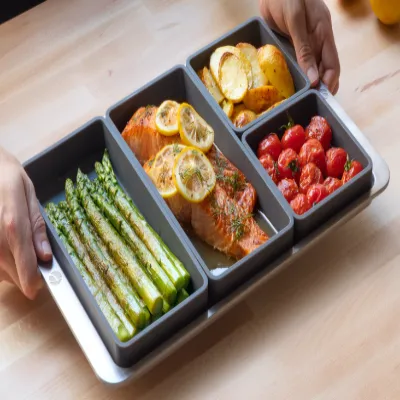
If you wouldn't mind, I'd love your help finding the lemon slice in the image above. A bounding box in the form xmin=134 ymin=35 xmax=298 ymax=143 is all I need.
xmin=173 ymin=147 xmax=216 ymax=203
xmin=155 ymin=100 xmax=180 ymax=136
xmin=177 ymin=103 xmax=214 ymax=153
xmin=149 ymin=144 xmax=186 ymax=198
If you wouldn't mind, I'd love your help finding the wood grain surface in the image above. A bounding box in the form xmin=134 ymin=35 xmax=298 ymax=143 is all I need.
xmin=0 ymin=0 xmax=399 ymax=398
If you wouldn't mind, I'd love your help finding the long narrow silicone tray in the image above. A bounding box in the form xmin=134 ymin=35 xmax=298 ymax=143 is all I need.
xmin=34 ymin=84 xmax=389 ymax=385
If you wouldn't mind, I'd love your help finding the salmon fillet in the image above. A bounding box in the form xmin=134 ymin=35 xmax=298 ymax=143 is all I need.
xmin=122 ymin=106 xmax=179 ymax=165
xmin=122 ymin=106 xmax=269 ymax=260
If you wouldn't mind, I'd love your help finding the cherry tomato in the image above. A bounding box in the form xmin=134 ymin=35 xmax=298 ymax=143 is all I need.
xmin=281 ymin=125 xmax=306 ymax=153
xmin=299 ymin=139 xmax=326 ymax=175
xmin=277 ymin=148 xmax=301 ymax=181
xmin=299 ymin=163 xmax=324 ymax=194
xmin=290 ymin=194 xmax=311 ymax=215
xmin=305 ymin=116 xmax=332 ymax=151
xmin=324 ymin=177 xmax=342 ymax=194
xmin=257 ymin=133 xmax=282 ymax=161
xmin=342 ymin=160 xmax=363 ymax=184
xmin=259 ymin=153 xmax=279 ymax=184
xmin=277 ymin=179 xmax=299 ymax=203
xmin=307 ymin=183 xmax=329 ymax=206
xmin=326 ymin=147 xmax=347 ymax=178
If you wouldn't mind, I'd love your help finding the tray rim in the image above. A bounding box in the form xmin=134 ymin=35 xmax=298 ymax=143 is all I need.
xmin=35 ymin=85 xmax=390 ymax=386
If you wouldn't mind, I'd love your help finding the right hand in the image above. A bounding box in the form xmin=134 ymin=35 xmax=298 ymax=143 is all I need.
xmin=0 ymin=147 xmax=52 ymax=299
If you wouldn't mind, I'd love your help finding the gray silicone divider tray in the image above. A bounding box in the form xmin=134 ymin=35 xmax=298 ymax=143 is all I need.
xmin=242 ymin=90 xmax=374 ymax=241
xmin=186 ymin=16 xmax=310 ymax=137
xmin=105 ymin=65 xmax=294 ymax=302
xmin=23 ymin=117 xmax=208 ymax=368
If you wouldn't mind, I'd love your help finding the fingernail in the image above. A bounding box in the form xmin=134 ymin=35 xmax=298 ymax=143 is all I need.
xmin=41 ymin=240 xmax=52 ymax=257
xmin=307 ymin=67 xmax=319 ymax=86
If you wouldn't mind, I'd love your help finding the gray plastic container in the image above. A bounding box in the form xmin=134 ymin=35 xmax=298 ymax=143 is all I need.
xmin=23 ymin=117 xmax=208 ymax=368
xmin=242 ymin=90 xmax=374 ymax=240
xmin=186 ymin=16 xmax=310 ymax=137
xmin=105 ymin=65 xmax=294 ymax=302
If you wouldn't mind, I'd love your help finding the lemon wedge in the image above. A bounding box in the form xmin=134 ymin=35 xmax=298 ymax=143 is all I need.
xmin=155 ymin=100 xmax=180 ymax=136
xmin=173 ymin=147 xmax=216 ymax=203
xmin=148 ymin=144 xmax=186 ymax=198
xmin=177 ymin=103 xmax=214 ymax=153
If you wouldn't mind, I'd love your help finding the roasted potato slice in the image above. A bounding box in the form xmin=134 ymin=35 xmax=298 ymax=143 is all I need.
xmin=219 ymin=53 xmax=248 ymax=103
xmin=230 ymin=104 xmax=247 ymax=122
xmin=233 ymin=110 xmax=257 ymax=128
xmin=221 ymin=99 xmax=234 ymax=118
xmin=236 ymin=43 xmax=267 ymax=89
xmin=243 ymin=85 xmax=284 ymax=114
xmin=210 ymin=45 xmax=253 ymax=89
xmin=257 ymin=44 xmax=295 ymax=99
xmin=258 ymin=99 xmax=286 ymax=118
xmin=197 ymin=67 xmax=225 ymax=104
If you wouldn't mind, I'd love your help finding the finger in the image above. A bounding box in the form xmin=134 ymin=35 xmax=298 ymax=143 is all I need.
xmin=22 ymin=172 xmax=52 ymax=262
xmin=285 ymin=0 xmax=319 ymax=86
xmin=320 ymin=29 xmax=341 ymax=93
xmin=6 ymin=176 xmax=42 ymax=300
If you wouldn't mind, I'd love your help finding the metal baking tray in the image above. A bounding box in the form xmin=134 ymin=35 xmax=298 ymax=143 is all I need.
xmin=186 ymin=16 xmax=310 ymax=137
xmin=32 ymin=84 xmax=389 ymax=385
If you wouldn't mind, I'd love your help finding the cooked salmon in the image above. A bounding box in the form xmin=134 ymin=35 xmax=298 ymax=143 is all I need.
xmin=122 ymin=105 xmax=269 ymax=260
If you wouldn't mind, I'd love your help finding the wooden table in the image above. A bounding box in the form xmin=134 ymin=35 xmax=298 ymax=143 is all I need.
xmin=0 ymin=0 xmax=399 ymax=398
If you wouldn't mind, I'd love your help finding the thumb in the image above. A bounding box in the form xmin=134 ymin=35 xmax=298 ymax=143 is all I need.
xmin=286 ymin=4 xmax=319 ymax=86
xmin=23 ymin=173 xmax=52 ymax=262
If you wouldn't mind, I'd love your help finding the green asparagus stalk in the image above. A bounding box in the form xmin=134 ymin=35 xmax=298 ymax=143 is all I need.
xmin=56 ymin=201 xmax=137 ymax=335
xmin=45 ymin=203 xmax=133 ymax=342
xmin=76 ymin=171 xmax=163 ymax=316
xmin=176 ymin=288 xmax=189 ymax=305
xmin=65 ymin=178 xmax=150 ymax=328
xmin=87 ymin=177 xmax=177 ymax=305
xmin=96 ymin=154 xmax=190 ymax=290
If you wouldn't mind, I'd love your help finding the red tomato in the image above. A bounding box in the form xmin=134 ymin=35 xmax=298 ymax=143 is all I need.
xmin=281 ymin=125 xmax=306 ymax=153
xmin=326 ymin=147 xmax=347 ymax=178
xmin=299 ymin=139 xmax=326 ymax=175
xmin=324 ymin=177 xmax=342 ymax=194
xmin=342 ymin=160 xmax=363 ymax=184
xmin=307 ymin=183 xmax=329 ymax=205
xmin=257 ymin=133 xmax=282 ymax=161
xmin=277 ymin=148 xmax=301 ymax=181
xmin=305 ymin=116 xmax=332 ymax=151
xmin=277 ymin=179 xmax=299 ymax=202
xmin=259 ymin=153 xmax=279 ymax=184
xmin=299 ymin=163 xmax=323 ymax=194
xmin=290 ymin=194 xmax=311 ymax=215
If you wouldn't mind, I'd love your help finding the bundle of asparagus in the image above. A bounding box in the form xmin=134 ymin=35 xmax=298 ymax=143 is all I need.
xmin=45 ymin=151 xmax=190 ymax=342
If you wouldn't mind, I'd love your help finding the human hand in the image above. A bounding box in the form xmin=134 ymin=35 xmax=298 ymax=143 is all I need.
xmin=259 ymin=0 xmax=341 ymax=94
xmin=0 ymin=147 xmax=52 ymax=299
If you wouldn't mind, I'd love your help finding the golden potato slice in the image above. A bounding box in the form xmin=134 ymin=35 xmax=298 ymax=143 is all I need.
xmin=219 ymin=53 xmax=248 ymax=103
xmin=236 ymin=43 xmax=267 ymax=89
xmin=243 ymin=85 xmax=284 ymax=114
xmin=197 ymin=67 xmax=225 ymax=104
xmin=210 ymin=46 xmax=253 ymax=89
xmin=258 ymin=99 xmax=286 ymax=118
xmin=221 ymin=99 xmax=234 ymax=118
xmin=233 ymin=110 xmax=257 ymax=128
xmin=230 ymin=103 xmax=247 ymax=122
xmin=257 ymin=44 xmax=295 ymax=99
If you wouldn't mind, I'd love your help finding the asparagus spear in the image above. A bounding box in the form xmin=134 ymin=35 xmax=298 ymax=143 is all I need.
xmin=176 ymin=288 xmax=189 ymax=305
xmin=76 ymin=171 xmax=163 ymax=316
xmin=87 ymin=177 xmax=177 ymax=305
xmin=45 ymin=204 xmax=133 ymax=342
xmin=55 ymin=201 xmax=137 ymax=336
xmin=96 ymin=154 xmax=189 ymax=290
xmin=65 ymin=178 xmax=150 ymax=329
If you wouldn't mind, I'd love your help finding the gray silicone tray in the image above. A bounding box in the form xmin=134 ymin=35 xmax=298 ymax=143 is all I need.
xmin=105 ymin=65 xmax=294 ymax=302
xmin=242 ymin=90 xmax=374 ymax=240
xmin=186 ymin=16 xmax=310 ymax=136
xmin=23 ymin=117 xmax=208 ymax=368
